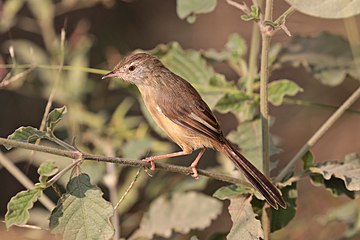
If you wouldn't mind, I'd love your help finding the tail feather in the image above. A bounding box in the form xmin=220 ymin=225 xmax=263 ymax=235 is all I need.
xmin=219 ymin=140 xmax=286 ymax=209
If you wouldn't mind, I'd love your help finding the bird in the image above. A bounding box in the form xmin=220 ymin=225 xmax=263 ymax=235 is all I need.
xmin=102 ymin=52 xmax=286 ymax=209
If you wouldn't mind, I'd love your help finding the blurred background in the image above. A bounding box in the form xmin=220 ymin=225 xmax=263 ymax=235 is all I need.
xmin=0 ymin=0 xmax=360 ymax=239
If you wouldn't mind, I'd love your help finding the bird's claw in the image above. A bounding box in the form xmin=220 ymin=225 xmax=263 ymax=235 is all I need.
xmin=142 ymin=157 xmax=156 ymax=171
xmin=191 ymin=167 xmax=199 ymax=180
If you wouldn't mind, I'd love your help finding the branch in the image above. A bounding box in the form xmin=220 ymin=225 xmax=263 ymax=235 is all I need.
xmin=260 ymin=1 xmax=274 ymax=239
xmin=259 ymin=0 xmax=273 ymax=178
xmin=0 ymin=138 xmax=251 ymax=187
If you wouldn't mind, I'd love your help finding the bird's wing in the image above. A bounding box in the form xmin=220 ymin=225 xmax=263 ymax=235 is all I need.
xmin=157 ymin=76 xmax=223 ymax=142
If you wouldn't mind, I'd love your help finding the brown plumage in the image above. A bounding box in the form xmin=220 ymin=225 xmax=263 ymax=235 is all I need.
xmin=103 ymin=53 xmax=286 ymax=209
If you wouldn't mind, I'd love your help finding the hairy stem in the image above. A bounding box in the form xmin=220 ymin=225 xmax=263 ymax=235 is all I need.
xmin=0 ymin=138 xmax=251 ymax=187
xmin=260 ymin=1 xmax=274 ymax=239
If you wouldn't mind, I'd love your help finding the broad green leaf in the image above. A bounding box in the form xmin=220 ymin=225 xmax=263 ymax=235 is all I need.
xmin=6 ymin=126 xmax=48 ymax=149
xmin=50 ymin=174 xmax=114 ymax=240
xmin=203 ymin=33 xmax=247 ymax=64
xmin=131 ymin=192 xmax=222 ymax=239
xmin=215 ymin=91 xmax=252 ymax=113
xmin=176 ymin=0 xmax=217 ymax=23
xmin=286 ymin=0 xmax=360 ymax=19
xmin=47 ymin=106 xmax=67 ymax=133
xmin=270 ymin=182 xmax=297 ymax=232
xmin=309 ymin=153 xmax=360 ymax=195
xmin=161 ymin=42 xmax=213 ymax=85
xmin=38 ymin=161 xmax=58 ymax=186
xmin=280 ymin=32 xmax=359 ymax=86
xmin=158 ymin=42 xmax=228 ymax=108
xmin=226 ymin=33 xmax=247 ymax=60
xmin=227 ymin=196 xmax=264 ymax=240
xmin=0 ymin=0 xmax=25 ymax=32
xmin=5 ymin=188 xmax=42 ymax=229
xmin=268 ymin=79 xmax=303 ymax=106
xmin=227 ymin=118 xmax=280 ymax=170
xmin=318 ymin=200 xmax=360 ymax=238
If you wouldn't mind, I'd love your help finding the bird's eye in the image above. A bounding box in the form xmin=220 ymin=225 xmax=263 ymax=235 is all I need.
xmin=128 ymin=65 xmax=136 ymax=71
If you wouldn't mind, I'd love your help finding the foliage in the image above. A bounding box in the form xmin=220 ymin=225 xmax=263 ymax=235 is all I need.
xmin=50 ymin=174 xmax=114 ymax=240
xmin=131 ymin=192 xmax=222 ymax=239
xmin=1 ymin=0 xmax=360 ymax=239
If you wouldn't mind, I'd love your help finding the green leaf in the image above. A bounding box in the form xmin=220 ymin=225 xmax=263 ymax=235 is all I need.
xmin=46 ymin=106 xmax=67 ymax=133
xmin=215 ymin=91 xmax=252 ymax=113
xmin=50 ymin=174 xmax=114 ymax=240
xmin=176 ymin=0 xmax=217 ymax=23
xmin=6 ymin=126 xmax=48 ymax=150
xmin=226 ymin=33 xmax=247 ymax=60
xmin=302 ymin=150 xmax=315 ymax=171
xmin=5 ymin=188 xmax=42 ymax=229
xmin=158 ymin=42 xmax=228 ymax=108
xmin=268 ymin=79 xmax=303 ymax=106
xmin=131 ymin=192 xmax=222 ymax=239
xmin=270 ymin=182 xmax=297 ymax=232
xmin=240 ymin=5 xmax=260 ymax=22
xmin=213 ymin=184 xmax=255 ymax=200
xmin=227 ymin=118 xmax=280 ymax=170
xmin=280 ymin=32 xmax=359 ymax=86
xmin=309 ymin=153 xmax=360 ymax=196
xmin=38 ymin=161 xmax=58 ymax=186
xmin=285 ymin=0 xmax=360 ymax=19
xmin=227 ymin=196 xmax=264 ymax=240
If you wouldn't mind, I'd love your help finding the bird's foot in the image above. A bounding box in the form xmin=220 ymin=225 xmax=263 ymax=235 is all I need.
xmin=142 ymin=157 xmax=156 ymax=171
xmin=191 ymin=166 xmax=199 ymax=180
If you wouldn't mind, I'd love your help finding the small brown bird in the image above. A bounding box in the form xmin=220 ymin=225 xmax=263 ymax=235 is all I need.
xmin=103 ymin=53 xmax=286 ymax=209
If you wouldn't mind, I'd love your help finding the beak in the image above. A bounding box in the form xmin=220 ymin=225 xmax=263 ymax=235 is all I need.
xmin=102 ymin=71 xmax=117 ymax=79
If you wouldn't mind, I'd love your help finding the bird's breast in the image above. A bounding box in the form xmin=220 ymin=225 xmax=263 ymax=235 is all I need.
xmin=137 ymin=86 xmax=214 ymax=152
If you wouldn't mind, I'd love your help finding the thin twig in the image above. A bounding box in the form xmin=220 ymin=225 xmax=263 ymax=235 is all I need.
xmin=46 ymin=158 xmax=83 ymax=186
xmin=0 ymin=67 xmax=35 ymax=88
xmin=0 ymin=221 xmax=48 ymax=231
xmin=226 ymin=0 xmax=250 ymax=13
xmin=115 ymin=167 xmax=142 ymax=210
xmin=0 ymin=137 xmax=251 ymax=187
xmin=38 ymin=28 xmax=66 ymax=133
xmin=283 ymin=98 xmax=360 ymax=115
xmin=0 ymin=63 xmax=107 ymax=75
xmin=0 ymin=152 xmax=55 ymax=211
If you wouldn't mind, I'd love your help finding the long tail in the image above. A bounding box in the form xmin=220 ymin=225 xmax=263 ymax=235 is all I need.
xmin=218 ymin=139 xmax=286 ymax=209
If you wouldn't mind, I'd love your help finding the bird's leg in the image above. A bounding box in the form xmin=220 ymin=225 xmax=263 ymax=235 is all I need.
xmin=190 ymin=148 xmax=206 ymax=179
xmin=143 ymin=151 xmax=191 ymax=171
